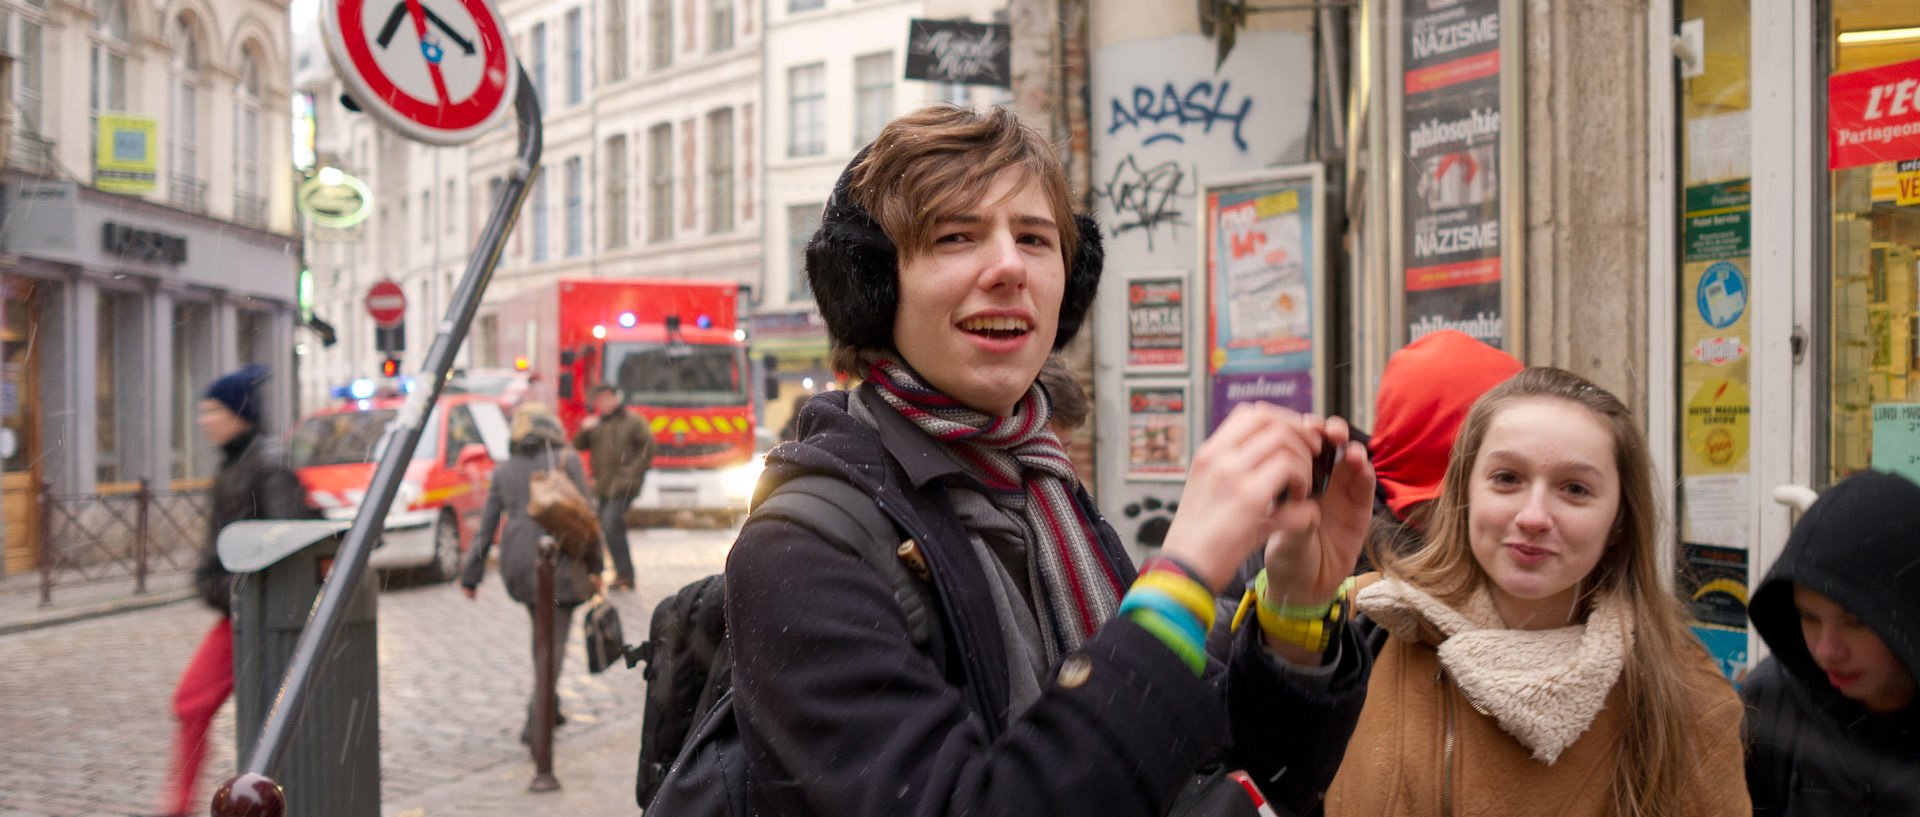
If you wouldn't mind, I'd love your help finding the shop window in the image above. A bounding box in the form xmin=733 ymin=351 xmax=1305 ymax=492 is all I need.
xmin=1825 ymin=1 xmax=1920 ymax=482
xmin=172 ymin=300 xmax=215 ymax=480
xmin=96 ymin=288 xmax=146 ymax=485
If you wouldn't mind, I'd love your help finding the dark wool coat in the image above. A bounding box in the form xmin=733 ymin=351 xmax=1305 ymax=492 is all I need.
xmin=723 ymin=387 xmax=1371 ymax=817
xmin=1744 ymin=471 xmax=1920 ymax=815
xmin=460 ymin=435 xmax=604 ymax=605
xmin=195 ymin=430 xmax=319 ymax=614
xmin=572 ymin=409 xmax=655 ymax=499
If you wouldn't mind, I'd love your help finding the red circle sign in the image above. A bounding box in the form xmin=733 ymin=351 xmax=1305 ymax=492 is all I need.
xmin=367 ymin=280 xmax=407 ymax=327
xmin=320 ymin=0 xmax=517 ymax=146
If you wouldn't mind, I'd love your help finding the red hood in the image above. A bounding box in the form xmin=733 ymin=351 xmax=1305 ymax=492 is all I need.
xmin=1370 ymin=330 xmax=1523 ymax=522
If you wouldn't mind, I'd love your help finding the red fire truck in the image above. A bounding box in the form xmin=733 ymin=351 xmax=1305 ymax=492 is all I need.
xmin=488 ymin=278 xmax=760 ymax=523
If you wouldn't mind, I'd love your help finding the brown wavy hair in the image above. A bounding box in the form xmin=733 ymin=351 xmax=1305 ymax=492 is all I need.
xmin=1372 ymin=367 xmax=1714 ymax=817
xmin=828 ymin=106 xmax=1076 ymax=376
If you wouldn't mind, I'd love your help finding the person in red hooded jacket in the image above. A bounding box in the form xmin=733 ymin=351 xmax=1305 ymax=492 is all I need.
xmin=1361 ymin=330 xmax=1522 ymax=565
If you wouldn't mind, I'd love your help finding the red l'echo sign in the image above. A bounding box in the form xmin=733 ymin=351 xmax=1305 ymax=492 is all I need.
xmin=367 ymin=280 xmax=407 ymax=327
xmin=1829 ymin=57 xmax=1920 ymax=170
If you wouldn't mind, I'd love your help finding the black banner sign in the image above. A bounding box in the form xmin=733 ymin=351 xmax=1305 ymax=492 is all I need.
xmin=905 ymin=19 xmax=1012 ymax=89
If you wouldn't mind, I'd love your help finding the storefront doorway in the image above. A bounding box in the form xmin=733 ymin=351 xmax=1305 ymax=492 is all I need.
xmin=2 ymin=278 xmax=43 ymax=575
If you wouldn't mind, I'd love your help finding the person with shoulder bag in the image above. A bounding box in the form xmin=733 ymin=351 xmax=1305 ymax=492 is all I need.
xmin=697 ymin=106 xmax=1379 ymax=817
xmin=461 ymin=403 xmax=605 ymax=745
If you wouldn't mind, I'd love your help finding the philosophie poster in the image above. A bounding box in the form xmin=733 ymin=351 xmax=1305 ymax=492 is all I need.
xmin=1126 ymin=381 xmax=1190 ymax=481
xmin=1400 ymin=0 xmax=1506 ymax=348
xmin=1126 ymin=275 xmax=1187 ymax=370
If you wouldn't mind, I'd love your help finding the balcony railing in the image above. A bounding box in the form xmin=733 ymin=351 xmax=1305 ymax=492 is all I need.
xmin=9 ymin=131 xmax=54 ymax=176
xmin=169 ymin=174 xmax=207 ymax=212
xmin=235 ymin=191 xmax=269 ymax=227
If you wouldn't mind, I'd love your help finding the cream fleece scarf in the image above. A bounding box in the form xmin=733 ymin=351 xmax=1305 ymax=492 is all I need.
xmin=1357 ymin=578 xmax=1633 ymax=764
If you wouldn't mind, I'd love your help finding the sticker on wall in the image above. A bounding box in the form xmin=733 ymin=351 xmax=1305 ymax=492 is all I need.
xmin=1125 ymin=380 xmax=1190 ymax=481
xmin=1688 ymin=336 xmax=1748 ymax=366
xmin=1125 ymin=274 xmax=1187 ymax=371
xmin=1686 ymin=378 xmax=1750 ymax=473
xmin=1696 ymin=262 xmax=1748 ymax=329
xmin=1680 ymin=541 xmax=1751 ymax=684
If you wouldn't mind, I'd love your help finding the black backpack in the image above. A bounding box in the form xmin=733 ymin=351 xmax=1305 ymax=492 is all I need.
xmin=633 ymin=474 xmax=930 ymax=813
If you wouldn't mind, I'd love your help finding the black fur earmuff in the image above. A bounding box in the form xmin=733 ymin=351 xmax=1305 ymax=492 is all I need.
xmin=804 ymin=149 xmax=1104 ymax=353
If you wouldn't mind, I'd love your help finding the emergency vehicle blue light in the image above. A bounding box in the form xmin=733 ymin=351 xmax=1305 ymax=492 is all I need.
xmin=696 ymin=314 xmax=712 ymax=330
xmin=618 ymin=312 xmax=637 ymax=328
xmin=349 ymin=379 xmax=376 ymax=399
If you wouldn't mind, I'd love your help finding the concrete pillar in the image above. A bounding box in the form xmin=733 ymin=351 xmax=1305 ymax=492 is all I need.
xmin=1518 ymin=0 xmax=1650 ymax=412
xmin=149 ymin=288 xmax=176 ymax=485
xmin=70 ymin=277 xmax=98 ymax=492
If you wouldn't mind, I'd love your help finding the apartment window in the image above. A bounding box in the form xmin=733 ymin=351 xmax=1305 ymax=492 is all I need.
xmin=605 ymin=0 xmax=627 ymax=80
xmin=445 ymin=180 xmax=457 ymax=233
xmin=89 ymin=0 xmax=127 ymax=113
xmin=788 ymin=63 xmax=825 ymax=157
xmin=166 ymin=17 xmax=203 ymax=212
xmin=932 ymin=81 xmax=968 ymax=107
xmin=647 ymin=123 xmax=672 ymax=242
xmin=647 ymin=0 xmax=671 ymax=70
xmin=709 ymin=0 xmax=732 ymax=52
xmin=565 ymin=156 xmax=584 ymax=256
xmin=15 ymin=15 xmax=43 ymax=138
xmin=530 ymin=22 xmax=547 ymax=104
xmin=605 ymin=134 xmax=628 ymax=248
xmin=854 ymin=52 xmax=893 ymax=146
xmin=565 ymin=8 xmax=583 ymax=105
xmin=788 ymin=204 xmax=821 ymax=300
xmin=532 ymin=173 xmax=550 ymax=261
xmin=707 ymin=108 xmax=734 ymax=233
xmin=423 ymin=188 xmax=434 ymax=235
xmin=233 ymin=48 xmax=264 ymax=221
xmin=789 ymin=0 xmax=821 ymax=12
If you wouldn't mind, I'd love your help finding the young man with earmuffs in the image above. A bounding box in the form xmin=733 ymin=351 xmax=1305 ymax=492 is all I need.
xmin=714 ymin=106 xmax=1378 ymax=816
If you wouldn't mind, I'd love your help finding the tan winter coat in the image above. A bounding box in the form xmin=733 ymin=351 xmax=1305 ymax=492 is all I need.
xmin=1324 ymin=576 xmax=1749 ymax=817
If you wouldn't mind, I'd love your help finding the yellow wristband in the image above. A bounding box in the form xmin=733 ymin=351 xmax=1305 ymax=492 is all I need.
xmin=1131 ymin=571 xmax=1217 ymax=630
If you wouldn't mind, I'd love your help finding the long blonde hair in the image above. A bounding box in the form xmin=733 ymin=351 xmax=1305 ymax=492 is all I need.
xmin=1375 ymin=367 xmax=1706 ymax=817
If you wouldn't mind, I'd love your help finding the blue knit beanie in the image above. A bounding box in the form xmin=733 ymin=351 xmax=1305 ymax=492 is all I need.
xmin=205 ymin=364 xmax=270 ymax=426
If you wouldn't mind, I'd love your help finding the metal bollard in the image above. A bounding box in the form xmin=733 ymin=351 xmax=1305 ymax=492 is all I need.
xmin=38 ymin=479 xmax=52 ymax=607
xmin=135 ymin=477 xmax=151 ymax=594
xmin=529 ymin=535 xmax=561 ymax=792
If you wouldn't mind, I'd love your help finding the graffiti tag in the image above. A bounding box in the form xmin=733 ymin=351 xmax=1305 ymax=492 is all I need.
xmin=1107 ymin=80 xmax=1252 ymax=151
xmin=1095 ymin=155 xmax=1195 ymax=250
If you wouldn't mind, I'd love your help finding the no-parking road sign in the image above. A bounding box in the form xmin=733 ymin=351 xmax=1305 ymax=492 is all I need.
xmin=321 ymin=0 xmax=518 ymax=145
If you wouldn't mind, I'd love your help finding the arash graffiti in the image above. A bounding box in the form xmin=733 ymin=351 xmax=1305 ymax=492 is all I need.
xmin=1094 ymin=155 xmax=1196 ymax=250
xmin=1107 ymin=80 xmax=1253 ymax=151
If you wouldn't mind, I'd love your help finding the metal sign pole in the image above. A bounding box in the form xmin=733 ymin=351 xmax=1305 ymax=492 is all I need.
xmin=212 ymin=64 xmax=543 ymax=811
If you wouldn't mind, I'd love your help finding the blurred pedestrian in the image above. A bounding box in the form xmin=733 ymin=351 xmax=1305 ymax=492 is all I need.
xmin=1363 ymin=329 xmax=1522 ymax=563
xmin=461 ymin=403 xmax=604 ymax=745
xmin=711 ymin=105 xmax=1376 ymax=817
xmin=1315 ymin=367 xmax=1748 ymax=816
xmin=158 ymin=365 xmax=317 ymax=817
xmin=571 ymin=384 xmax=652 ymax=591
xmin=1743 ymin=470 xmax=1919 ymax=815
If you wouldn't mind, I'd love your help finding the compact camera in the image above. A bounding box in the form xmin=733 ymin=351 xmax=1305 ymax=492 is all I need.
xmin=1277 ymin=438 xmax=1342 ymax=502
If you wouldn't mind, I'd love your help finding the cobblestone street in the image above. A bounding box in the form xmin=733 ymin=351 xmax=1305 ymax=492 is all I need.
xmin=0 ymin=526 xmax=734 ymax=817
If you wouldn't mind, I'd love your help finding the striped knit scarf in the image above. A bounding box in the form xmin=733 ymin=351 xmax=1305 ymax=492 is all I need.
xmin=868 ymin=357 xmax=1125 ymax=664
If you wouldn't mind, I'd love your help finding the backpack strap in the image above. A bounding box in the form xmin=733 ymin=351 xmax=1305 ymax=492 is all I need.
xmin=750 ymin=475 xmax=931 ymax=646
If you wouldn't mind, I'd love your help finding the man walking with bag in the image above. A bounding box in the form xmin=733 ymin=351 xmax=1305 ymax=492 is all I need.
xmin=572 ymin=384 xmax=653 ymax=591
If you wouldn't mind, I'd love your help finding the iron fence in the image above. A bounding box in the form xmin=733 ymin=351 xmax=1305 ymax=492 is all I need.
xmin=36 ymin=478 xmax=212 ymax=606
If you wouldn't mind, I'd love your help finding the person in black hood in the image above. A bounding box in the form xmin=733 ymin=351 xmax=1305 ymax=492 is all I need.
xmin=1744 ymin=469 xmax=1920 ymax=815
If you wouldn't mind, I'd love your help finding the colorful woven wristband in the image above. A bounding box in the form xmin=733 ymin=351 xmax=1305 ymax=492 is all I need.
xmin=1128 ymin=608 xmax=1207 ymax=675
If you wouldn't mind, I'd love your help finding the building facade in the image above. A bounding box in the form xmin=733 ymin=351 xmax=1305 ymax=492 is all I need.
xmin=0 ymin=0 xmax=298 ymax=575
